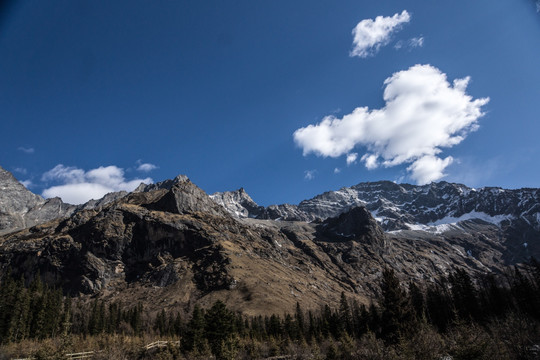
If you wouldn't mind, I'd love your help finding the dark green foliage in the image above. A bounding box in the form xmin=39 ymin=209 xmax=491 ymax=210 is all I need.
xmin=294 ymin=301 xmax=305 ymax=340
xmin=182 ymin=304 xmax=206 ymax=353
xmin=3 ymin=262 xmax=540 ymax=360
xmin=426 ymin=281 xmax=454 ymax=332
xmin=408 ymin=281 xmax=425 ymax=319
xmin=338 ymin=292 xmax=353 ymax=336
xmin=379 ymin=267 xmax=414 ymax=344
xmin=204 ymin=300 xmax=236 ymax=358
xmin=448 ymin=268 xmax=481 ymax=321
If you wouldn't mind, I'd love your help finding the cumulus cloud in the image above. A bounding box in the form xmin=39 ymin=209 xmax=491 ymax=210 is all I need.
xmin=41 ymin=164 xmax=152 ymax=204
xmin=304 ymin=170 xmax=316 ymax=180
xmin=293 ymin=64 xmax=489 ymax=185
xmin=18 ymin=146 xmax=35 ymax=154
xmin=334 ymin=168 xmax=341 ymax=174
xmin=350 ymin=10 xmax=410 ymax=58
xmin=136 ymin=160 xmax=158 ymax=172
xmin=346 ymin=153 xmax=358 ymax=165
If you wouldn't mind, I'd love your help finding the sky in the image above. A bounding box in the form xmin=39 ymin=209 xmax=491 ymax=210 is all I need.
xmin=1 ymin=0 xmax=540 ymax=206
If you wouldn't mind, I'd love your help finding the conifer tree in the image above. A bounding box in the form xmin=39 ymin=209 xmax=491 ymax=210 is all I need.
xmin=183 ymin=304 xmax=206 ymax=352
xmin=205 ymin=300 xmax=236 ymax=358
xmin=294 ymin=301 xmax=305 ymax=340
xmin=338 ymin=292 xmax=353 ymax=336
xmin=379 ymin=267 xmax=414 ymax=344
xmin=408 ymin=281 xmax=425 ymax=319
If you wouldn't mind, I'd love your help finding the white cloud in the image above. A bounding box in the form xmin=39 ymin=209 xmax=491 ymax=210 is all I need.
xmin=18 ymin=146 xmax=35 ymax=154
xmin=334 ymin=168 xmax=341 ymax=174
xmin=537 ymin=0 xmax=540 ymax=12
xmin=21 ymin=180 xmax=33 ymax=188
xmin=409 ymin=36 xmax=424 ymax=48
xmin=136 ymin=162 xmax=158 ymax=172
xmin=304 ymin=170 xmax=316 ymax=180
xmin=406 ymin=155 xmax=453 ymax=184
xmin=293 ymin=64 xmax=489 ymax=185
xmin=395 ymin=36 xmax=424 ymax=51
xmin=14 ymin=167 xmax=27 ymax=174
xmin=42 ymin=164 xmax=152 ymax=204
xmin=350 ymin=10 xmax=411 ymax=58
xmin=346 ymin=153 xmax=358 ymax=165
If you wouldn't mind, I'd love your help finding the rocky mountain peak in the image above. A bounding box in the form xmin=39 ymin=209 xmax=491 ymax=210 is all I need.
xmin=210 ymin=188 xmax=264 ymax=218
xmin=145 ymin=178 xmax=228 ymax=216
xmin=317 ymin=206 xmax=385 ymax=247
xmin=0 ymin=165 xmax=44 ymax=212
xmin=134 ymin=174 xmax=189 ymax=193
xmin=0 ymin=166 xmax=46 ymax=234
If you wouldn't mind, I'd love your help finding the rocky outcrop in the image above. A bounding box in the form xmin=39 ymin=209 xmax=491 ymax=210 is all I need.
xmin=0 ymin=166 xmax=133 ymax=235
xmin=1 ymin=166 xmax=539 ymax=315
xmin=210 ymin=188 xmax=264 ymax=218
xmin=212 ymin=180 xmax=540 ymax=263
xmin=0 ymin=166 xmax=79 ymax=235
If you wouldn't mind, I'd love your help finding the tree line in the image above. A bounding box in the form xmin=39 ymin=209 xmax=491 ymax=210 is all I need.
xmin=2 ymin=260 xmax=540 ymax=358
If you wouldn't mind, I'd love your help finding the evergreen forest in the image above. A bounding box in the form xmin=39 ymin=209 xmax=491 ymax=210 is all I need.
xmin=2 ymin=261 xmax=540 ymax=359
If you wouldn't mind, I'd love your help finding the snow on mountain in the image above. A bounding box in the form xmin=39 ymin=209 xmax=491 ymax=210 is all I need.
xmin=211 ymin=181 xmax=540 ymax=233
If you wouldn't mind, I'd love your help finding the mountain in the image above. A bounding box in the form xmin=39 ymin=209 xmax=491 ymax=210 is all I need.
xmin=0 ymin=174 xmax=386 ymax=314
xmin=212 ymin=181 xmax=540 ymax=262
xmin=0 ymin=166 xmax=128 ymax=235
xmin=1 ymin=166 xmax=539 ymax=315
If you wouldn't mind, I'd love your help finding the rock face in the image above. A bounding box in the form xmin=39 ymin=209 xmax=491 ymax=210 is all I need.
xmin=1 ymin=166 xmax=539 ymax=315
xmin=0 ymin=166 xmax=79 ymax=235
xmin=212 ymin=181 xmax=540 ymax=230
xmin=210 ymin=188 xmax=264 ymax=218
xmin=212 ymin=181 xmax=540 ymax=263
xmin=0 ymin=166 xmax=129 ymax=235
xmin=0 ymin=176 xmax=393 ymax=314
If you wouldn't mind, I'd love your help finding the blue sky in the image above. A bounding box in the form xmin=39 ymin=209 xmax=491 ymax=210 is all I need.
xmin=1 ymin=0 xmax=539 ymax=205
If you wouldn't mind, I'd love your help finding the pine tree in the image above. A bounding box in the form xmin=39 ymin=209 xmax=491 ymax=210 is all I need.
xmin=408 ymin=281 xmax=425 ymax=319
xmin=338 ymin=292 xmax=353 ymax=336
xmin=183 ymin=304 xmax=206 ymax=352
xmin=294 ymin=301 xmax=305 ymax=340
xmin=204 ymin=300 xmax=236 ymax=359
xmin=8 ymin=284 xmax=31 ymax=342
xmin=379 ymin=267 xmax=414 ymax=344
xmin=0 ymin=272 xmax=17 ymax=342
xmin=448 ymin=268 xmax=480 ymax=321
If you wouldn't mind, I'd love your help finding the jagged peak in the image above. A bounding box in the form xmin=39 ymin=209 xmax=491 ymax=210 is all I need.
xmin=134 ymin=174 xmax=190 ymax=193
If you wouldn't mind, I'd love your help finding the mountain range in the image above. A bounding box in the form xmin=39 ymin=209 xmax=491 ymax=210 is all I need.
xmin=1 ymin=165 xmax=539 ymax=314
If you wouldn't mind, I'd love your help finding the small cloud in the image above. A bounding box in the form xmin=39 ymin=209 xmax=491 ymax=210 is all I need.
xmin=14 ymin=167 xmax=27 ymax=175
xmin=395 ymin=36 xmax=424 ymax=51
xmin=136 ymin=160 xmax=158 ymax=172
xmin=350 ymin=10 xmax=411 ymax=58
xmin=346 ymin=153 xmax=358 ymax=165
xmin=21 ymin=180 xmax=33 ymax=188
xmin=304 ymin=170 xmax=316 ymax=180
xmin=537 ymin=0 xmax=540 ymax=12
xmin=18 ymin=146 xmax=35 ymax=154
xmin=361 ymin=154 xmax=379 ymax=170
xmin=409 ymin=36 xmax=424 ymax=48
xmin=334 ymin=168 xmax=341 ymax=174
xmin=42 ymin=164 xmax=152 ymax=204
xmin=406 ymin=155 xmax=453 ymax=184
xmin=293 ymin=64 xmax=489 ymax=185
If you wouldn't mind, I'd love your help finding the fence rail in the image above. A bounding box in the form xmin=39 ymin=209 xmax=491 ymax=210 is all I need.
xmin=11 ymin=340 xmax=181 ymax=360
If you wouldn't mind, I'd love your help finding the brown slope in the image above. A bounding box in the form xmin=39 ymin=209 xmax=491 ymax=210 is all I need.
xmin=0 ymin=175 xmax=510 ymax=316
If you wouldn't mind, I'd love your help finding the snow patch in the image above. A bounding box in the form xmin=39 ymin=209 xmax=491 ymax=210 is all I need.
xmin=429 ymin=211 xmax=514 ymax=227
